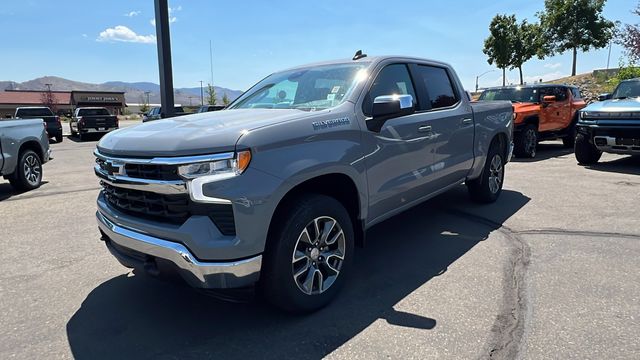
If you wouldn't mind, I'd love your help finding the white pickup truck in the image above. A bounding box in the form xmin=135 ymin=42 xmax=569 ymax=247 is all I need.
xmin=0 ymin=119 xmax=51 ymax=191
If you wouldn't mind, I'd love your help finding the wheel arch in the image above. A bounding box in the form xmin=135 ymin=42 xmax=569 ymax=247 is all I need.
xmin=267 ymin=173 xmax=365 ymax=248
xmin=18 ymin=140 xmax=44 ymax=161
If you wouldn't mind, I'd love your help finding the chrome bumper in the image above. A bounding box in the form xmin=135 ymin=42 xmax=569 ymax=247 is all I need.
xmin=593 ymin=136 xmax=640 ymax=154
xmin=96 ymin=211 xmax=262 ymax=289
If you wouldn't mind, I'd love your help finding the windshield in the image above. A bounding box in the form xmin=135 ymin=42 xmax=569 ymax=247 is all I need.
xmin=479 ymin=87 xmax=540 ymax=103
xmin=78 ymin=108 xmax=110 ymax=116
xmin=229 ymin=63 xmax=369 ymax=111
xmin=16 ymin=108 xmax=53 ymax=117
xmin=612 ymin=81 xmax=640 ymax=99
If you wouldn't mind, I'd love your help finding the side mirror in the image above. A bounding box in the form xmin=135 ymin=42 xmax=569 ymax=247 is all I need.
xmin=368 ymin=94 xmax=414 ymax=132
xmin=542 ymin=95 xmax=556 ymax=103
xmin=597 ymin=93 xmax=611 ymax=101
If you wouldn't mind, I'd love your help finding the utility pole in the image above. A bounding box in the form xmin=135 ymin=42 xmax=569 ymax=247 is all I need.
xmin=475 ymin=70 xmax=496 ymax=92
xmin=144 ymin=91 xmax=151 ymax=105
xmin=154 ymin=0 xmax=175 ymax=118
xmin=200 ymin=80 xmax=204 ymax=105
xmin=606 ymin=41 xmax=612 ymax=70
xmin=209 ymin=39 xmax=214 ymax=86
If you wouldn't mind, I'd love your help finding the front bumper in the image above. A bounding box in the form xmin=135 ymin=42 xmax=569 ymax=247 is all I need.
xmin=577 ymin=122 xmax=640 ymax=155
xmin=97 ymin=210 xmax=262 ymax=289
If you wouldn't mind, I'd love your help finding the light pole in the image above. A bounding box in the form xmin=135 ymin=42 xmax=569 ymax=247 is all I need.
xmin=45 ymin=83 xmax=52 ymax=92
xmin=475 ymin=70 xmax=496 ymax=92
xmin=199 ymin=80 xmax=204 ymax=105
xmin=144 ymin=91 xmax=150 ymax=105
xmin=606 ymin=41 xmax=612 ymax=70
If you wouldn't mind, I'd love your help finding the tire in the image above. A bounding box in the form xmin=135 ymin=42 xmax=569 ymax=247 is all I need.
xmin=55 ymin=133 xmax=63 ymax=143
xmin=78 ymin=133 xmax=84 ymax=141
xmin=513 ymin=124 xmax=537 ymax=158
xmin=8 ymin=149 xmax=43 ymax=191
xmin=574 ymin=133 xmax=602 ymax=165
xmin=70 ymin=124 xmax=77 ymax=137
xmin=562 ymin=122 xmax=577 ymax=148
xmin=261 ymin=194 xmax=354 ymax=313
xmin=467 ymin=140 xmax=505 ymax=203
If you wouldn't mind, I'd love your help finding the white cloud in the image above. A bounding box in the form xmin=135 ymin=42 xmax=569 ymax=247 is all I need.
xmin=150 ymin=17 xmax=177 ymax=26
xmin=124 ymin=11 xmax=140 ymax=17
xmin=81 ymin=33 xmax=88 ymax=38
xmin=544 ymin=62 xmax=562 ymax=70
xmin=97 ymin=25 xmax=156 ymax=44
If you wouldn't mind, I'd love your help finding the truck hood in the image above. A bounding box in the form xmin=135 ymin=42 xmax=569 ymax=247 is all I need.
xmin=97 ymin=109 xmax=316 ymax=157
xmin=582 ymin=98 xmax=640 ymax=112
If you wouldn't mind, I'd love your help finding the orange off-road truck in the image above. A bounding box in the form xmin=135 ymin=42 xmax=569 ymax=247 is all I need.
xmin=479 ymin=84 xmax=586 ymax=158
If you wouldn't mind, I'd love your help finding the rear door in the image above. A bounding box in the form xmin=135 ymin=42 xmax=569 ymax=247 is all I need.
xmin=540 ymin=86 xmax=568 ymax=131
xmin=409 ymin=63 xmax=475 ymax=189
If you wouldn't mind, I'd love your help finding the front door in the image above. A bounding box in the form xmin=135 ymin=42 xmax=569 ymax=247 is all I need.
xmin=360 ymin=63 xmax=438 ymax=223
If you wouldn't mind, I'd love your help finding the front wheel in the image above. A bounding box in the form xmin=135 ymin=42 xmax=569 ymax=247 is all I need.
xmin=467 ymin=141 xmax=505 ymax=203
xmin=261 ymin=194 xmax=354 ymax=313
xmin=574 ymin=133 xmax=602 ymax=165
xmin=8 ymin=149 xmax=43 ymax=191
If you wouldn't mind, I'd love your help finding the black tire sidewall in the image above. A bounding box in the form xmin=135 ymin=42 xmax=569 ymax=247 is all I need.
xmin=514 ymin=124 xmax=537 ymax=158
xmin=575 ymin=133 xmax=602 ymax=164
xmin=468 ymin=141 xmax=504 ymax=203
xmin=262 ymin=194 xmax=355 ymax=313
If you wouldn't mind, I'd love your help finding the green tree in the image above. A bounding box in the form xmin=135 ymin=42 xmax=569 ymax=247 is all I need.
xmin=484 ymin=14 xmax=517 ymax=86
xmin=511 ymin=20 xmax=541 ymax=85
xmin=222 ymin=92 xmax=230 ymax=106
xmin=538 ymin=0 xmax=615 ymax=76
xmin=206 ymin=83 xmax=217 ymax=105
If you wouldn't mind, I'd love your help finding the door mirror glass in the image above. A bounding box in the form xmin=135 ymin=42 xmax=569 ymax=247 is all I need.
xmin=597 ymin=93 xmax=611 ymax=101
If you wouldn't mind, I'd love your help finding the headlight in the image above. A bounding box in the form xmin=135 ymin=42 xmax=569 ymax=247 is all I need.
xmin=178 ymin=150 xmax=251 ymax=180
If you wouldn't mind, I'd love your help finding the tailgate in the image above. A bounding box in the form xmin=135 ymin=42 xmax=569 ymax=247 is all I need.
xmin=83 ymin=116 xmax=117 ymax=129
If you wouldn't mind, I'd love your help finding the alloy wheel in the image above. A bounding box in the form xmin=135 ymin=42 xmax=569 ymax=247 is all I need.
xmin=23 ymin=154 xmax=41 ymax=186
xmin=488 ymin=154 xmax=503 ymax=194
xmin=292 ymin=216 xmax=346 ymax=295
xmin=525 ymin=129 xmax=537 ymax=157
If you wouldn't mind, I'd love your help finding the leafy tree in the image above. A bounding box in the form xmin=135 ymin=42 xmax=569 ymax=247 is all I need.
xmin=618 ymin=2 xmax=640 ymax=62
xmin=484 ymin=14 xmax=517 ymax=86
xmin=206 ymin=83 xmax=217 ymax=105
xmin=538 ymin=0 xmax=616 ymax=76
xmin=511 ymin=20 xmax=542 ymax=85
xmin=222 ymin=92 xmax=230 ymax=106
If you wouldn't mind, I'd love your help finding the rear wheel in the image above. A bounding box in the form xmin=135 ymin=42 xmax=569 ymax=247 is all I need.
xmin=467 ymin=140 xmax=505 ymax=203
xmin=562 ymin=122 xmax=577 ymax=148
xmin=55 ymin=133 xmax=63 ymax=143
xmin=261 ymin=194 xmax=354 ymax=313
xmin=8 ymin=149 xmax=42 ymax=191
xmin=574 ymin=133 xmax=602 ymax=165
xmin=514 ymin=124 xmax=537 ymax=158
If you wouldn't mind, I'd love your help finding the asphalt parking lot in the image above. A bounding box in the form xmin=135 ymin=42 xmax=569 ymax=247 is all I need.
xmin=1 ymin=120 xmax=639 ymax=359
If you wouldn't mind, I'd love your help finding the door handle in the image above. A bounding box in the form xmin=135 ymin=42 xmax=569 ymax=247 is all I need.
xmin=418 ymin=125 xmax=432 ymax=133
xmin=462 ymin=118 xmax=473 ymax=126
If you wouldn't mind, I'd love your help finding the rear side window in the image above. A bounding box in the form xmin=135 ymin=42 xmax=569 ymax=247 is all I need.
xmin=413 ymin=65 xmax=458 ymax=110
xmin=16 ymin=108 xmax=53 ymax=117
xmin=363 ymin=64 xmax=417 ymax=116
xmin=78 ymin=108 xmax=110 ymax=116
xmin=571 ymin=88 xmax=582 ymax=99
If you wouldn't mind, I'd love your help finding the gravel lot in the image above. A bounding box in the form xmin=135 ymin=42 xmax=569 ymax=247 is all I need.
xmin=1 ymin=120 xmax=639 ymax=359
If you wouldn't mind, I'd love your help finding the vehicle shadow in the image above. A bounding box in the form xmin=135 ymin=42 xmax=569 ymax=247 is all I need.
xmin=66 ymin=134 xmax=103 ymax=143
xmin=511 ymin=142 xmax=573 ymax=163
xmin=0 ymin=180 xmax=49 ymax=201
xmin=582 ymin=155 xmax=640 ymax=176
xmin=66 ymin=187 xmax=530 ymax=360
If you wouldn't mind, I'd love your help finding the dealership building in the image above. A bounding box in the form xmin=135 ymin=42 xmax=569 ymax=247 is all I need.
xmin=0 ymin=90 xmax=126 ymax=118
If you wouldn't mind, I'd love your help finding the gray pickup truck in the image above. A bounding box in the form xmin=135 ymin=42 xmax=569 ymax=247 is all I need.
xmin=575 ymin=78 xmax=640 ymax=164
xmin=1 ymin=119 xmax=51 ymax=191
xmin=95 ymin=55 xmax=513 ymax=312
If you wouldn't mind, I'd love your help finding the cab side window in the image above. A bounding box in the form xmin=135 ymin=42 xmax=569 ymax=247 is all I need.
xmin=414 ymin=65 xmax=459 ymax=110
xmin=553 ymin=87 xmax=568 ymax=101
xmin=363 ymin=64 xmax=416 ymax=117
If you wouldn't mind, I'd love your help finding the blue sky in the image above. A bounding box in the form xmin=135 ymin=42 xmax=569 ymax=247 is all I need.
xmin=0 ymin=0 xmax=635 ymax=91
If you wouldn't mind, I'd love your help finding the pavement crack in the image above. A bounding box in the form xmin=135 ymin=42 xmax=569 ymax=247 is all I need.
xmin=515 ymin=228 xmax=640 ymax=240
xmin=445 ymin=210 xmax=529 ymax=360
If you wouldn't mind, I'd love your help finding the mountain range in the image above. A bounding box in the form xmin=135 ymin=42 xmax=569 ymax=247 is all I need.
xmin=0 ymin=76 xmax=244 ymax=106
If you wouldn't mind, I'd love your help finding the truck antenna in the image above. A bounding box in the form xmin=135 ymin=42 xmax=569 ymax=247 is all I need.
xmin=353 ymin=50 xmax=367 ymax=60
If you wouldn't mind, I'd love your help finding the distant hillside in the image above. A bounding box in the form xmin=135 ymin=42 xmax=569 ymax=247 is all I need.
xmin=0 ymin=76 xmax=244 ymax=105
